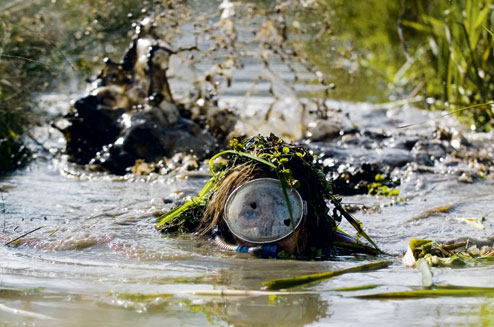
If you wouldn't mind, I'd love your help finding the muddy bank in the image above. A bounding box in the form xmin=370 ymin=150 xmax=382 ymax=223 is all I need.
xmin=51 ymin=5 xmax=494 ymax=195
xmin=54 ymin=1 xmax=336 ymax=176
xmin=55 ymin=16 xmax=236 ymax=175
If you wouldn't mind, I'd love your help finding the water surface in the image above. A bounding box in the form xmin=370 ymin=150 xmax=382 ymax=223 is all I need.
xmin=2 ymin=0 xmax=494 ymax=326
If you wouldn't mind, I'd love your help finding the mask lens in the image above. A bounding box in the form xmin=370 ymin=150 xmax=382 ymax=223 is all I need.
xmin=224 ymin=178 xmax=304 ymax=244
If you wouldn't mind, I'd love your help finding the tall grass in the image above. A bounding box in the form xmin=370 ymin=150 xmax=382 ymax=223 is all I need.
xmin=303 ymin=0 xmax=494 ymax=130
xmin=399 ymin=0 xmax=494 ymax=130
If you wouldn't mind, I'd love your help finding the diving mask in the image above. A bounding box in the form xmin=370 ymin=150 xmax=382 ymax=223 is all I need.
xmin=223 ymin=178 xmax=306 ymax=244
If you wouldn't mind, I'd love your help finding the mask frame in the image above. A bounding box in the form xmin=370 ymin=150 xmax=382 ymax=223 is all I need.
xmin=223 ymin=178 xmax=306 ymax=244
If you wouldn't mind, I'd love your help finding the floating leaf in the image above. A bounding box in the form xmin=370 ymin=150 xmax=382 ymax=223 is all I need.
xmin=263 ymin=261 xmax=392 ymax=290
xmin=109 ymin=290 xmax=313 ymax=299
xmin=416 ymin=258 xmax=433 ymax=287
xmin=0 ymin=286 xmax=44 ymax=297
xmin=330 ymin=284 xmax=380 ymax=292
xmin=357 ymin=285 xmax=494 ymax=299
xmin=407 ymin=205 xmax=454 ymax=222
xmin=408 ymin=238 xmax=436 ymax=258
xmin=109 ymin=291 xmax=174 ymax=302
xmin=455 ymin=218 xmax=485 ymax=229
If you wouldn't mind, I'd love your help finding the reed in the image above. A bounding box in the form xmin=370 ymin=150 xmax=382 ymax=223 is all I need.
xmin=399 ymin=0 xmax=494 ymax=130
xmin=311 ymin=1 xmax=494 ymax=129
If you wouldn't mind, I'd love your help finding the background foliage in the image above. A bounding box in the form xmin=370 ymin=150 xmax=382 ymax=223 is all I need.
xmin=0 ymin=0 xmax=150 ymax=171
xmin=311 ymin=0 xmax=494 ymax=130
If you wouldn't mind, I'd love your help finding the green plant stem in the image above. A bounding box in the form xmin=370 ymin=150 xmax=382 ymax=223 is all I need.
xmin=263 ymin=260 xmax=392 ymax=290
xmin=330 ymin=196 xmax=381 ymax=252
xmin=357 ymin=286 xmax=494 ymax=299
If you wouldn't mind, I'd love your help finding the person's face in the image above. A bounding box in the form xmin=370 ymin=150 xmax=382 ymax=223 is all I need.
xmin=233 ymin=223 xmax=307 ymax=254
xmin=225 ymin=178 xmax=307 ymax=254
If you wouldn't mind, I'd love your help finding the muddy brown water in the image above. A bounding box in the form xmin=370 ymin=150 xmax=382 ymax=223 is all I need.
xmin=2 ymin=1 xmax=494 ymax=326
xmin=2 ymin=99 xmax=494 ymax=326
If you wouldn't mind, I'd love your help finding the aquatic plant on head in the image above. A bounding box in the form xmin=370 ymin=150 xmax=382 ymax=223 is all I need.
xmin=156 ymin=134 xmax=380 ymax=259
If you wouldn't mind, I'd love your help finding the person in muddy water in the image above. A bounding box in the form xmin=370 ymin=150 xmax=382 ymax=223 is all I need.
xmin=157 ymin=134 xmax=380 ymax=259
